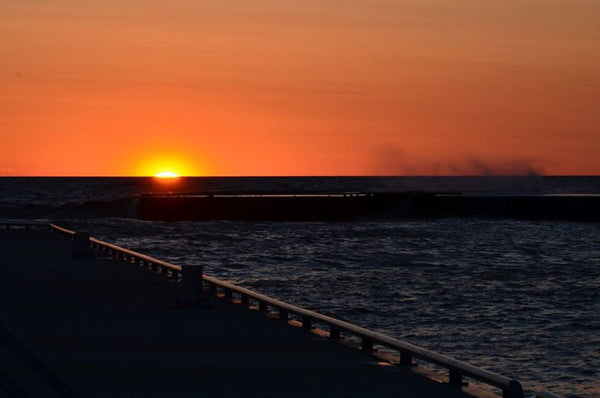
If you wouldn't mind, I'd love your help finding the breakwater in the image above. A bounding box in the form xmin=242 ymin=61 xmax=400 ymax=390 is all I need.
xmin=136 ymin=191 xmax=600 ymax=221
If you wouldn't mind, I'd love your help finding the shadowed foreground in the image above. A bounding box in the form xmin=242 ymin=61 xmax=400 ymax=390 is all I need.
xmin=0 ymin=229 xmax=476 ymax=397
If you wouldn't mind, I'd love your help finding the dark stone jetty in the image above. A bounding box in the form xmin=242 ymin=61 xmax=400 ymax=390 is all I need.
xmin=137 ymin=192 xmax=600 ymax=221
xmin=0 ymin=227 xmax=481 ymax=397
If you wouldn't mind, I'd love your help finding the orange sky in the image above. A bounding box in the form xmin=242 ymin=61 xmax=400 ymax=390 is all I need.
xmin=1 ymin=0 xmax=599 ymax=176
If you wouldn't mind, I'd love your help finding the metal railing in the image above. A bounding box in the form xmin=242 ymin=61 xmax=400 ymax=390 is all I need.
xmin=47 ymin=223 xmax=532 ymax=398
xmin=200 ymin=275 xmax=524 ymax=398
xmin=49 ymin=223 xmax=181 ymax=277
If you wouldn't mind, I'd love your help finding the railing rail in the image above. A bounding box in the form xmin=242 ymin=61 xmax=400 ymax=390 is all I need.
xmin=49 ymin=223 xmax=76 ymax=236
xmin=47 ymin=223 xmax=531 ymax=398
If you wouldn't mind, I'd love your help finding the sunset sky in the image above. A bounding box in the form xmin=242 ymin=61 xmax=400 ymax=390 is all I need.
xmin=2 ymin=0 xmax=598 ymax=176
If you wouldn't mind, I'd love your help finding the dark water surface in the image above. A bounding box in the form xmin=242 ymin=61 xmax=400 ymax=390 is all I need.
xmin=2 ymin=176 xmax=599 ymax=397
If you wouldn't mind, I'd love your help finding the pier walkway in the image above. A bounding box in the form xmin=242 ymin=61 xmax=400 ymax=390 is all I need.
xmin=0 ymin=227 xmax=476 ymax=397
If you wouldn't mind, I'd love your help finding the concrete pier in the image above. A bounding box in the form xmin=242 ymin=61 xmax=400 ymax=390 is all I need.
xmin=0 ymin=228 xmax=477 ymax=397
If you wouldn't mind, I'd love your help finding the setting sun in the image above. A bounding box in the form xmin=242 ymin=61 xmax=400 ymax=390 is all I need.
xmin=133 ymin=152 xmax=205 ymax=177
xmin=155 ymin=171 xmax=180 ymax=178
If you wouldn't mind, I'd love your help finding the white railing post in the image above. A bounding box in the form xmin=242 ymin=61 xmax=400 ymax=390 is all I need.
xmin=179 ymin=265 xmax=204 ymax=306
xmin=72 ymin=231 xmax=91 ymax=259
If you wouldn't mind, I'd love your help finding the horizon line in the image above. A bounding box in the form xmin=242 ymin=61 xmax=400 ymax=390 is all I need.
xmin=1 ymin=174 xmax=599 ymax=178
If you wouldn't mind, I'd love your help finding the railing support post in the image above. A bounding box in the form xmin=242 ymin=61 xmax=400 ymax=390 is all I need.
xmin=279 ymin=309 xmax=288 ymax=321
xmin=241 ymin=294 xmax=250 ymax=305
xmin=72 ymin=232 xmax=91 ymax=259
xmin=449 ymin=370 xmax=463 ymax=385
xmin=503 ymin=380 xmax=524 ymax=398
xmin=179 ymin=265 xmax=204 ymax=306
xmin=329 ymin=326 xmax=341 ymax=339
xmin=399 ymin=351 xmax=412 ymax=366
xmin=362 ymin=338 xmax=373 ymax=352
xmin=301 ymin=317 xmax=312 ymax=329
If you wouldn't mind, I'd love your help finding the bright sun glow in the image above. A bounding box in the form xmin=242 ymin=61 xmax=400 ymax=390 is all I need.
xmin=154 ymin=171 xmax=180 ymax=178
xmin=135 ymin=152 xmax=204 ymax=177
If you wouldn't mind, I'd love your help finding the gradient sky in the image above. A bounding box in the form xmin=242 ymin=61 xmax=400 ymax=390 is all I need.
xmin=2 ymin=0 xmax=599 ymax=176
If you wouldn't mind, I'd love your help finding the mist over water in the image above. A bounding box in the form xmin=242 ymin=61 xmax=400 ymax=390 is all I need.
xmin=1 ymin=176 xmax=599 ymax=397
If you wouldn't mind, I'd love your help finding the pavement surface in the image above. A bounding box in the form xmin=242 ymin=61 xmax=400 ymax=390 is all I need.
xmin=0 ymin=228 xmax=475 ymax=397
